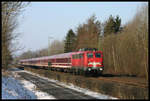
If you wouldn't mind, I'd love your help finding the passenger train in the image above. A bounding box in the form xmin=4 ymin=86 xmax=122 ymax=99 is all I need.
xmin=19 ymin=48 xmax=104 ymax=75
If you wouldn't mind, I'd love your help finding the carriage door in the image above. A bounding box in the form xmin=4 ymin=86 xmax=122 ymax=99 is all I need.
xmin=80 ymin=53 xmax=84 ymax=68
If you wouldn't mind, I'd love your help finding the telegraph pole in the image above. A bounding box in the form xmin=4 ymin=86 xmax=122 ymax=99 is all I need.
xmin=48 ymin=36 xmax=53 ymax=56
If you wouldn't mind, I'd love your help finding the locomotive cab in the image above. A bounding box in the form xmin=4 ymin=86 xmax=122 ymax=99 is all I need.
xmin=86 ymin=51 xmax=104 ymax=74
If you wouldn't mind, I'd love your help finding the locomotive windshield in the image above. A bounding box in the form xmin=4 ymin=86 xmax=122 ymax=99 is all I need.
xmin=95 ymin=53 xmax=101 ymax=58
xmin=87 ymin=53 xmax=93 ymax=58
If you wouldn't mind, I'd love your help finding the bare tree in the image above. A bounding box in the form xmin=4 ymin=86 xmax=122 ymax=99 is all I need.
xmin=75 ymin=14 xmax=101 ymax=51
xmin=2 ymin=2 xmax=30 ymax=69
xmin=49 ymin=40 xmax=65 ymax=55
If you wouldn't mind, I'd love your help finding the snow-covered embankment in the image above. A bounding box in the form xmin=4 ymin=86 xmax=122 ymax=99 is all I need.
xmin=2 ymin=73 xmax=55 ymax=99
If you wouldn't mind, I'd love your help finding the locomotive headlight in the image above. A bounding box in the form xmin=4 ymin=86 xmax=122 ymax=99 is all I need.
xmin=99 ymin=68 xmax=103 ymax=71
xmin=88 ymin=68 xmax=91 ymax=71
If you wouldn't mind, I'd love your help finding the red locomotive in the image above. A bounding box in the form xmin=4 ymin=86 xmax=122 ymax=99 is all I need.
xmin=19 ymin=48 xmax=104 ymax=75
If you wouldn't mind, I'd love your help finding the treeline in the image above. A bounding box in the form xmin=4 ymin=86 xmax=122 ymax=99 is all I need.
xmin=18 ymin=40 xmax=64 ymax=59
xmin=17 ymin=4 xmax=148 ymax=78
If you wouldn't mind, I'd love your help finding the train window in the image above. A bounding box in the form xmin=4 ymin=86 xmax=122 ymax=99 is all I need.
xmin=72 ymin=55 xmax=74 ymax=59
xmin=78 ymin=54 xmax=81 ymax=58
xmin=77 ymin=54 xmax=79 ymax=59
xmin=76 ymin=54 xmax=79 ymax=59
xmin=73 ymin=55 xmax=76 ymax=59
xmin=73 ymin=54 xmax=81 ymax=59
xmin=78 ymin=54 xmax=80 ymax=59
xmin=87 ymin=53 xmax=93 ymax=58
xmin=95 ymin=53 xmax=101 ymax=58
xmin=74 ymin=55 xmax=76 ymax=59
xmin=79 ymin=54 xmax=83 ymax=58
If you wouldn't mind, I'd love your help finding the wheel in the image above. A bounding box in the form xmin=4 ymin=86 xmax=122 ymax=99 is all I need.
xmin=60 ymin=68 xmax=64 ymax=72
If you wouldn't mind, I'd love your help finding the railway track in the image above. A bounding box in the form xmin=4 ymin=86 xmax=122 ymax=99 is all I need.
xmin=15 ymin=65 xmax=148 ymax=89
xmin=17 ymin=72 xmax=97 ymax=99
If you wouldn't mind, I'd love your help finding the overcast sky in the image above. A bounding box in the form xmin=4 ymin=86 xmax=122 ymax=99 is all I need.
xmin=15 ymin=2 xmax=147 ymax=56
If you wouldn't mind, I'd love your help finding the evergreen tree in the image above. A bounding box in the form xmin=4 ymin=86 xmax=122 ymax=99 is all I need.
xmin=114 ymin=15 xmax=121 ymax=33
xmin=64 ymin=29 xmax=76 ymax=53
xmin=103 ymin=15 xmax=115 ymax=36
xmin=103 ymin=15 xmax=122 ymax=36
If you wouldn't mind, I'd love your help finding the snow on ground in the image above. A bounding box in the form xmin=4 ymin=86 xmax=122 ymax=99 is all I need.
xmin=2 ymin=76 xmax=36 ymax=99
xmin=20 ymin=69 xmax=118 ymax=99
xmin=20 ymin=80 xmax=55 ymax=99
xmin=2 ymin=73 xmax=56 ymax=99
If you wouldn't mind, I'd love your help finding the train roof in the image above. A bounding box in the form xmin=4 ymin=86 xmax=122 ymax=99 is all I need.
xmin=20 ymin=50 xmax=103 ymax=62
xmin=20 ymin=52 xmax=76 ymax=62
